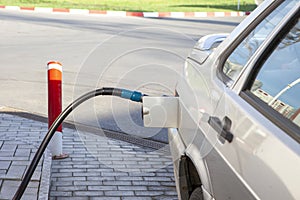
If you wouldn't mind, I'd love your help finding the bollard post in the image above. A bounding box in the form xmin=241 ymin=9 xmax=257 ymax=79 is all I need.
xmin=47 ymin=61 xmax=68 ymax=160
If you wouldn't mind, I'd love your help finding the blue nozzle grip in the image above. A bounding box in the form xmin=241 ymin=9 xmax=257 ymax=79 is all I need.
xmin=121 ymin=89 xmax=142 ymax=102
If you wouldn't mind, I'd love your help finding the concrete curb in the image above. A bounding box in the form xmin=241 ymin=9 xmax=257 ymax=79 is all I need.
xmin=38 ymin=148 xmax=52 ymax=200
xmin=0 ymin=5 xmax=251 ymax=18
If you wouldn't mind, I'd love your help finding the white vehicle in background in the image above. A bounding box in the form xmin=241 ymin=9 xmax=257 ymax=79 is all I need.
xmin=168 ymin=0 xmax=300 ymax=199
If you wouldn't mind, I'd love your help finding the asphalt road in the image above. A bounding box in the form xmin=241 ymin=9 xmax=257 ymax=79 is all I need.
xmin=0 ymin=10 xmax=244 ymax=142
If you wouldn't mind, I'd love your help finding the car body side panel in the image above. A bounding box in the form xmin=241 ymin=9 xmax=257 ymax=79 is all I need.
xmin=175 ymin=63 xmax=258 ymax=199
xmin=174 ymin=75 xmax=215 ymax=195
xmin=214 ymin=88 xmax=300 ymax=199
xmin=204 ymin=147 xmax=256 ymax=200
xmin=176 ymin=56 xmax=255 ymax=199
xmin=168 ymin=128 xmax=186 ymax=200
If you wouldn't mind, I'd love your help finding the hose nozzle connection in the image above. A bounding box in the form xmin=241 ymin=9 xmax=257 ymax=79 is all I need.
xmin=100 ymin=87 xmax=144 ymax=102
xmin=113 ymin=88 xmax=143 ymax=102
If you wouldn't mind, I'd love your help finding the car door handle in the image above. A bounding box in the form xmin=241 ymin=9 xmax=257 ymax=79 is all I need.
xmin=208 ymin=116 xmax=234 ymax=143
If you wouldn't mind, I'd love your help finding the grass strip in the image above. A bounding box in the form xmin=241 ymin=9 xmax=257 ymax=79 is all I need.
xmin=0 ymin=0 xmax=257 ymax=12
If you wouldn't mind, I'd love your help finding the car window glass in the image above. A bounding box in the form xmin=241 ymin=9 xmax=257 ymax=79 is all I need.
xmin=250 ymin=17 xmax=300 ymax=129
xmin=223 ymin=0 xmax=297 ymax=83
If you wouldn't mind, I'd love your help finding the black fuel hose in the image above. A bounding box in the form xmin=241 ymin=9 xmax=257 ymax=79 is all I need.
xmin=13 ymin=87 xmax=145 ymax=200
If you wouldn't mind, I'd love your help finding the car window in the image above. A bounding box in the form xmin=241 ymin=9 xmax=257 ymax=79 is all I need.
xmin=250 ymin=17 xmax=300 ymax=129
xmin=223 ymin=0 xmax=298 ymax=84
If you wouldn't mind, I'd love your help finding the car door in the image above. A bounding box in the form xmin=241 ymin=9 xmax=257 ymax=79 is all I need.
xmin=207 ymin=1 xmax=300 ymax=200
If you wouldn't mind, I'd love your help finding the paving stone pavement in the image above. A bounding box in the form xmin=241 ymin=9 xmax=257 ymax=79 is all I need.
xmin=0 ymin=112 xmax=51 ymax=200
xmin=50 ymin=127 xmax=178 ymax=200
xmin=0 ymin=110 xmax=178 ymax=199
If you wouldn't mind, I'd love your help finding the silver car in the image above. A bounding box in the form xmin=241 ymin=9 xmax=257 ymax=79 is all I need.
xmin=168 ymin=0 xmax=300 ymax=199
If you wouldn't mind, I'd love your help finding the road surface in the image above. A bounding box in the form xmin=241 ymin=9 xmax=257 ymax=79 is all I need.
xmin=0 ymin=10 xmax=244 ymax=142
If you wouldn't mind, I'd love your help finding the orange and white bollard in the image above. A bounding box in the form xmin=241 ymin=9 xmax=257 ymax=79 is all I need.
xmin=47 ymin=61 xmax=68 ymax=159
